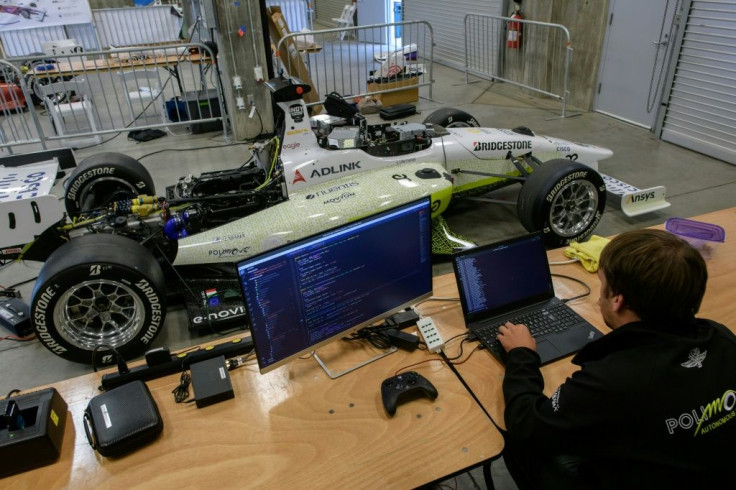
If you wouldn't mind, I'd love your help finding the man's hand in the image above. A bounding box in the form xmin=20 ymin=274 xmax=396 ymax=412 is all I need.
xmin=497 ymin=322 xmax=536 ymax=352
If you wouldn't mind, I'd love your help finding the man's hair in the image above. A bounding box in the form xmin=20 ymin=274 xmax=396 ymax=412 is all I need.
xmin=599 ymin=229 xmax=707 ymax=322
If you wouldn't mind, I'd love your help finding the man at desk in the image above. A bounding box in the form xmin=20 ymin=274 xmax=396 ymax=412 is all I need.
xmin=496 ymin=229 xmax=736 ymax=488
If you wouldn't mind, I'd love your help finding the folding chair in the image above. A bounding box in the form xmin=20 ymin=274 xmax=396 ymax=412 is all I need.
xmin=118 ymin=69 xmax=168 ymax=130
xmin=332 ymin=4 xmax=356 ymax=40
xmin=39 ymin=77 xmax=101 ymax=147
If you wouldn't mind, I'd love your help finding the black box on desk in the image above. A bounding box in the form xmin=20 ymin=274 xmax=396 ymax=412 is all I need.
xmin=184 ymin=89 xmax=223 ymax=134
xmin=0 ymin=388 xmax=67 ymax=477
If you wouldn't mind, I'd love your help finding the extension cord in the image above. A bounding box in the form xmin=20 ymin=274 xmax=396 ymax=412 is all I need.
xmin=416 ymin=316 xmax=445 ymax=353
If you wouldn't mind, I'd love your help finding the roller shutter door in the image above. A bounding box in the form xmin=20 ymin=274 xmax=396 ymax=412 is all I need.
xmin=404 ymin=0 xmax=505 ymax=70
xmin=660 ymin=1 xmax=736 ymax=165
xmin=315 ymin=0 xmax=348 ymax=26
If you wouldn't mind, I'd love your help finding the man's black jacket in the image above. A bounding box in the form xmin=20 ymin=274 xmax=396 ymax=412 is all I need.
xmin=503 ymin=318 xmax=736 ymax=488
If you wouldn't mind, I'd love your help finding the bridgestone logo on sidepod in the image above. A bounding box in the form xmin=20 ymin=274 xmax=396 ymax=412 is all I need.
xmin=546 ymin=171 xmax=588 ymax=203
xmin=33 ymin=286 xmax=67 ymax=354
xmin=135 ymin=279 xmax=162 ymax=345
xmin=67 ymin=167 xmax=115 ymax=201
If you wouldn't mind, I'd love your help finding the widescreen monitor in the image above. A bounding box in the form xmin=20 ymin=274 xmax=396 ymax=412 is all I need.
xmin=237 ymin=198 xmax=433 ymax=374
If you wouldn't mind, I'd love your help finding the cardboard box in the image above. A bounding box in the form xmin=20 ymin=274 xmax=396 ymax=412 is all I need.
xmin=367 ymin=77 xmax=419 ymax=106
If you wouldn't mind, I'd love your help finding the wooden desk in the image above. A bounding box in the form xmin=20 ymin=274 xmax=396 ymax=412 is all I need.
xmin=31 ymin=52 xmax=211 ymax=94
xmin=419 ymin=207 xmax=736 ymax=430
xmin=32 ymin=53 xmax=210 ymax=78
xmin=4 ymin=328 xmax=503 ymax=487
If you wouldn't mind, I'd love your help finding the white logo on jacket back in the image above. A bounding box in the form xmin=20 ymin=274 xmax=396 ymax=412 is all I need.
xmin=681 ymin=348 xmax=707 ymax=369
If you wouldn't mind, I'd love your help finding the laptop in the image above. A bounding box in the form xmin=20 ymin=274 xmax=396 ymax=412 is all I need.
xmin=452 ymin=232 xmax=603 ymax=365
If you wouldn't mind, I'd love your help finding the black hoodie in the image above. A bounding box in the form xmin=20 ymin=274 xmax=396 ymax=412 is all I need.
xmin=502 ymin=318 xmax=736 ymax=488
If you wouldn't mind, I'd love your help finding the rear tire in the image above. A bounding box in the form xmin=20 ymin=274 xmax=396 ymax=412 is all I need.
xmin=31 ymin=234 xmax=166 ymax=365
xmin=517 ymin=160 xmax=606 ymax=247
xmin=423 ymin=108 xmax=480 ymax=128
xmin=64 ymin=152 xmax=155 ymax=215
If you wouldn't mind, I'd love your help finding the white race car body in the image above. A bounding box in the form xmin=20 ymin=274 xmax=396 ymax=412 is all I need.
xmin=278 ymin=99 xmax=612 ymax=195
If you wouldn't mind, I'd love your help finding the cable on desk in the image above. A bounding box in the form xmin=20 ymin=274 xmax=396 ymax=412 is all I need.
xmin=439 ymin=350 xmax=505 ymax=434
xmin=413 ymin=296 xmax=460 ymax=307
xmin=341 ymin=323 xmax=397 ymax=350
xmin=172 ymin=370 xmax=193 ymax=403
xmin=4 ymin=389 xmax=21 ymax=400
xmin=394 ymin=357 xmax=445 ymax=377
xmin=549 ymin=258 xmax=580 ymax=266
xmin=551 ymin=273 xmax=592 ymax=303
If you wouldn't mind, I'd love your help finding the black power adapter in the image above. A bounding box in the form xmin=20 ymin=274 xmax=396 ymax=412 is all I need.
xmin=386 ymin=308 xmax=420 ymax=330
xmin=385 ymin=328 xmax=419 ymax=351
xmin=190 ymin=355 xmax=234 ymax=408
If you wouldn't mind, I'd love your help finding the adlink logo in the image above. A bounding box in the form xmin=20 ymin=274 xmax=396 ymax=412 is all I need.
xmin=310 ymin=161 xmax=361 ymax=178
xmin=292 ymin=169 xmax=306 ymax=184
xmin=626 ymin=191 xmax=656 ymax=204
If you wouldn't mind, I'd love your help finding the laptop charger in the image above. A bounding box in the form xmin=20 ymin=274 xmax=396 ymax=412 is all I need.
xmin=190 ymin=355 xmax=234 ymax=408
xmin=386 ymin=308 xmax=420 ymax=329
xmin=385 ymin=328 xmax=419 ymax=351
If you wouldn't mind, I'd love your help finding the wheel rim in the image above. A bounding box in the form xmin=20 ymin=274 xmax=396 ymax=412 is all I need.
xmin=548 ymin=179 xmax=599 ymax=238
xmin=445 ymin=121 xmax=474 ymax=128
xmin=77 ymin=176 xmax=139 ymax=211
xmin=54 ymin=279 xmax=145 ymax=351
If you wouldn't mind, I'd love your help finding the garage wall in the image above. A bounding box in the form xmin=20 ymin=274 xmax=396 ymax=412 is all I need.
xmin=314 ymin=0 xmax=348 ymax=26
xmin=403 ymin=0 xmax=505 ymax=70
xmin=658 ymin=0 xmax=736 ymax=165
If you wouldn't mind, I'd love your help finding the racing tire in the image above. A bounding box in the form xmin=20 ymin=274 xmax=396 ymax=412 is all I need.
xmin=423 ymin=108 xmax=480 ymax=128
xmin=64 ymin=152 xmax=155 ymax=216
xmin=30 ymin=234 xmax=166 ymax=365
xmin=517 ymin=159 xmax=606 ymax=248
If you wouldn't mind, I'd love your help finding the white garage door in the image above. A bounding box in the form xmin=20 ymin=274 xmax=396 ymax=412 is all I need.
xmin=403 ymin=0 xmax=505 ymax=70
xmin=314 ymin=0 xmax=348 ymax=26
xmin=659 ymin=0 xmax=736 ymax=165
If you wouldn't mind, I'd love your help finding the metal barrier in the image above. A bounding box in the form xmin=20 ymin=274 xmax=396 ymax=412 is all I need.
xmin=0 ymin=43 xmax=227 ymax=152
xmin=0 ymin=60 xmax=45 ymax=153
xmin=276 ymin=21 xmax=434 ymax=107
xmin=464 ymin=14 xmax=572 ymax=117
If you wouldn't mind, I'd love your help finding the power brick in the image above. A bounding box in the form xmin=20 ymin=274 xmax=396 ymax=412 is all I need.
xmin=0 ymin=298 xmax=32 ymax=337
xmin=190 ymin=355 xmax=234 ymax=408
xmin=385 ymin=328 xmax=419 ymax=351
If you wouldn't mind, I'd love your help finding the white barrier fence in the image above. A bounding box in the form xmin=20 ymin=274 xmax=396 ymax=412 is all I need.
xmin=0 ymin=43 xmax=226 ymax=152
xmin=276 ymin=20 xmax=434 ymax=107
xmin=464 ymin=14 xmax=573 ymax=117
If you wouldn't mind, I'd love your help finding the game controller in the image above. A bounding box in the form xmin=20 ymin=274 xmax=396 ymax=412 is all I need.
xmin=381 ymin=371 xmax=438 ymax=416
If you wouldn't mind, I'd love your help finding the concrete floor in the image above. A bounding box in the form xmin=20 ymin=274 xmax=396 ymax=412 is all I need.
xmin=2 ymin=63 xmax=736 ymax=489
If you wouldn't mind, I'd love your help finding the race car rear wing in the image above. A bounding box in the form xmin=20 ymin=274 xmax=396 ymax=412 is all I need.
xmin=601 ymin=174 xmax=671 ymax=217
xmin=0 ymin=148 xmax=76 ymax=171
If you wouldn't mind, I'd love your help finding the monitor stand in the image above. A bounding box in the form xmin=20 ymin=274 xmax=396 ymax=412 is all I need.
xmin=314 ymin=346 xmax=398 ymax=379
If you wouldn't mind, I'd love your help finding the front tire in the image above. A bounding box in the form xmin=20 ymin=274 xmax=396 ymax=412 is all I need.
xmin=517 ymin=160 xmax=606 ymax=247
xmin=31 ymin=234 xmax=166 ymax=365
xmin=64 ymin=152 xmax=155 ymax=215
xmin=423 ymin=108 xmax=480 ymax=128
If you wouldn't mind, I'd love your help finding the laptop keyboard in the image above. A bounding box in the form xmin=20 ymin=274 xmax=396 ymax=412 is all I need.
xmin=474 ymin=303 xmax=583 ymax=357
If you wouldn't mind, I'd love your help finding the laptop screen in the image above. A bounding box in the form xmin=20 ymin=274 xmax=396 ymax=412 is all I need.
xmin=452 ymin=233 xmax=555 ymax=324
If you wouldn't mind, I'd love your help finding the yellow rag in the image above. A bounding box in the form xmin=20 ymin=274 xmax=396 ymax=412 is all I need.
xmin=564 ymin=235 xmax=610 ymax=272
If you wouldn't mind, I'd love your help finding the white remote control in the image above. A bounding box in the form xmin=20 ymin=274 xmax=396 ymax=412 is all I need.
xmin=416 ymin=316 xmax=445 ymax=353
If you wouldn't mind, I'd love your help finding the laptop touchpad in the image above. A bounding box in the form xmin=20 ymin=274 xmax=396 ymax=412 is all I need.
xmin=536 ymin=339 xmax=562 ymax=362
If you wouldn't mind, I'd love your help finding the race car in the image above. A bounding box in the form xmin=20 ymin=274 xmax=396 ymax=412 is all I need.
xmin=0 ymin=74 xmax=669 ymax=364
